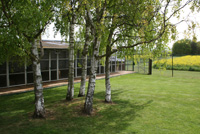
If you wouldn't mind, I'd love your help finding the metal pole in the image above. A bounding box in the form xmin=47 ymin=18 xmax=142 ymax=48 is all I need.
xmin=148 ymin=58 xmax=152 ymax=75
xmin=115 ymin=55 xmax=117 ymax=72
xmin=6 ymin=59 xmax=10 ymax=87
xmin=49 ymin=50 xmax=51 ymax=81
xmin=56 ymin=51 xmax=59 ymax=80
xmin=75 ymin=57 xmax=77 ymax=77
xmin=25 ymin=57 xmax=27 ymax=85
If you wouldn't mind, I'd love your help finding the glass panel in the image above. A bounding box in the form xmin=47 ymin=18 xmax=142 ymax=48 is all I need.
xmin=87 ymin=68 xmax=91 ymax=75
xmin=59 ymin=60 xmax=68 ymax=69
xmin=87 ymin=59 xmax=91 ymax=66
xmin=42 ymin=50 xmax=49 ymax=59
xmin=40 ymin=60 xmax=49 ymax=71
xmin=59 ymin=50 xmax=67 ymax=59
xmin=51 ymin=71 xmax=57 ymax=80
xmin=101 ymin=66 xmax=104 ymax=74
xmin=10 ymin=74 xmax=25 ymax=85
xmin=0 ymin=63 xmax=6 ymax=74
xmin=42 ymin=71 xmax=49 ymax=81
xmin=0 ymin=75 xmax=6 ymax=87
xmin=9 ymin=62 xmax=24 ymax=73
xmin=59 ymin=70 xmax=68 ymax=79
xmin=122 ymin=64 xmax=125 ymax=70
xmin=112 ymin=65 xmax=116 ymax=72
xmin=27 ymin=64 xmax=33 ymax=72
xmin=116 ymin=64 xmax=120 ymax=71
xmin=51 ymin=50 xmax=57 ymax=59
xmin=77 ymin=68 xmax=82 ymax=76
xmin=77 ymin=59 xmax=82 ymax=68
xmin=119 ymin=65 xmax=122 ymax=70
xmin=97 ymin=67 xmax=100 ymax=74
xmin=51 ymin=60 xmax=57 ymax=70
xmin=27 ymin=73 xmax=33 ymax=84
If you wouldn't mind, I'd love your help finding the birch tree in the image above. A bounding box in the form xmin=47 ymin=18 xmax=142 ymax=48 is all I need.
xmin=96 ymin=0 xmax=194 ymax=103
xmin=0 ymin=0 xmax=56 ymax=118
xmin=82 ymin=0 xmax=193 ymax=112
xmin=78 ymin=13 xmax=90 ymax=97
xmin=84 ymin=0 xmax=106 ymax=114
xmin=55 ymin=0 xmax=85 ymax=100
xmin=66 ymin=0 xmax=76 ymax=101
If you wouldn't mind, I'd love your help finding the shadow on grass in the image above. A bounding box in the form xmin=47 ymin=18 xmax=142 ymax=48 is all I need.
xmin=43 ymin=90 xmax=154 ymax=134
xmin=0 ymin=86 xmax=153 ymax=134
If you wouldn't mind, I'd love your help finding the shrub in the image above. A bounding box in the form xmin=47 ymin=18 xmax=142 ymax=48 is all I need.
xmin=172 ymin=39 xmax=192 ymax=56
xmin=172 ymin=39 xmax=200 ymax=55
xmin=197 ymin=42 xmax=200 ymax=54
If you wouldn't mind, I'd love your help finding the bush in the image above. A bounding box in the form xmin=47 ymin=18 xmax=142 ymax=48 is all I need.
xmin=197 ymin=42 xmax=200 ymax=54
xmin=172 ymin=39 xmax=200 ymax=55
xmin=172 ymin=39 xmax=191 ymax=55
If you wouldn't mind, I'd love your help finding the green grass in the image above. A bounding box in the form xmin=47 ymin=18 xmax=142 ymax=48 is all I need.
xmin=0 ymin=69 xmax=200 ymax=134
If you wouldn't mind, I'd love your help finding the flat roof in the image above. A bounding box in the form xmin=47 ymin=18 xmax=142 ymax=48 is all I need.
xmin=42 ymin=40 xmax=69 ymax=49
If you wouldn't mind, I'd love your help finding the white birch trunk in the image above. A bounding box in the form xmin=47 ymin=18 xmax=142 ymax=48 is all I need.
xmin=78 ymin=16 xmax=90 ymax=97
xmin=78 ymin=53 xmax=87 ymax=97
xmin=105 ymin=49 xmax=112 ymax=103
xmin=66 ymin=11 xmax=75 ymax=101
xmin=31 ymin=39 xmax=45 ymax=118
xmin=84 ymin=38 xmax=100 ymax=114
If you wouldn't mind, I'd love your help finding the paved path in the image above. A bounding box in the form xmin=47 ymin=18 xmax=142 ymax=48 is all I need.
xmin=0 ymin=71 xmax=134 ymax=96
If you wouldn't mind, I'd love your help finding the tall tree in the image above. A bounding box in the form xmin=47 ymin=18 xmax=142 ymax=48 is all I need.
xmin=66 ymin=0 xmax=76 ymax=100
xmin=55 ymin=0 xmax=84 ymax=100
xmin=0 ymin=0 xmax=56 ymax=118
xmin=84 ymin=0 xmax=106 ymax=114
xmin=78 ymin=12 xmax=90 ymax=97
xmin=97 ymin=0 xmax=194 ymax=103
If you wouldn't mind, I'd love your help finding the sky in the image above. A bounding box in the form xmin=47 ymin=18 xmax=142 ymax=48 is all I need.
xmin=42 ymin=1 xmax=200 ymax=48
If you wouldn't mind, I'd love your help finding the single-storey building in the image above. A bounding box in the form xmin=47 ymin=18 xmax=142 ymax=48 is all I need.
xmin=0 ymin=40 xmax=126 ymax=88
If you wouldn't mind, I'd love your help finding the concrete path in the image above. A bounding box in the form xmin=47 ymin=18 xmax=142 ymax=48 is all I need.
xmin=0 ymin=71 xmax=134 ymax=96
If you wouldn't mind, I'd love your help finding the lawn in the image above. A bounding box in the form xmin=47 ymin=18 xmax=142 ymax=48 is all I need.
xmin=0 ymin=70 xmax=200 ymax=134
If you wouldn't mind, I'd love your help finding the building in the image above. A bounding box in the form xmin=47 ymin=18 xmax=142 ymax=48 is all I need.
xmin=0 ymin=40 xmax=126 ymax=88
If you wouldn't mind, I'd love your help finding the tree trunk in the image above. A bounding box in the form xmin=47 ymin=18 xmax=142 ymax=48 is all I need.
xmin=31 ymin=39 xmax=45 ymax=118
xmin=78 ymin=52 xmax=87 ymax=97
xmin=84 ymin=37 xmax=100 ymax=115
xmin=78 ymin=16 xmax=90 ymax=97
xmin=66 ymin=11 xmax=75 ymax=101
xmin=105 ymin=46 xmax=112 ymax=102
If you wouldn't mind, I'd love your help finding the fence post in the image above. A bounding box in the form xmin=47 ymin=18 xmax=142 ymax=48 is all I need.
xmin=148 ymin=58 xmax=152 ymax=75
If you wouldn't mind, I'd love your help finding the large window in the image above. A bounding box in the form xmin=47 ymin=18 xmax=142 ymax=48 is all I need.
xmin=0 ymin=48 xmax=124 ymax=88
xmin=0 ymin=63 xmax=6 ymax=88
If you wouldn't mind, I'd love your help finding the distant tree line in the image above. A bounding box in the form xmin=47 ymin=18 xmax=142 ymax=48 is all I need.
xmin=172 ymin=39 xmax=200 ymax=55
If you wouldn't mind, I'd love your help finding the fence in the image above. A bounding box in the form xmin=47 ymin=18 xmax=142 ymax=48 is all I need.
xmin=125 ymin=58 xmax=151 ymax=75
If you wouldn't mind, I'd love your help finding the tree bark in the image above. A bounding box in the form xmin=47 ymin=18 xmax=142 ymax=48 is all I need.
xmin=84 ymin=37 xmax=100 ymax=114
xmin=78 ymin=15 xmax=90 ymax=97
xmin=66 ymin=10 xmax=75 ymax=101
xmin=31 ymin=39 xmax=45 ymax=118
xmin=105 ymin=46 xmax=112 ymax=103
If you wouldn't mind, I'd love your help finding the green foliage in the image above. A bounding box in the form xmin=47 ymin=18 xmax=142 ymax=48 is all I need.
xmin=0 ymin=0 xmax=57 ymax=64
xmin=196 ymin=42 xmax=200 ymax=54
xmin=172 ymin=39 xmax=192 ymax=55
xmin=191 ymin=41 xmax=198 ymax=55
xmin=172 ymin=39 xmax=200 ymax=55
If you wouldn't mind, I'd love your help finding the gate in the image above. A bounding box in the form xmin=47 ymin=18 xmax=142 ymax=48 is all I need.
xmin=125 ymin=58 xmax=152 ymax=75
